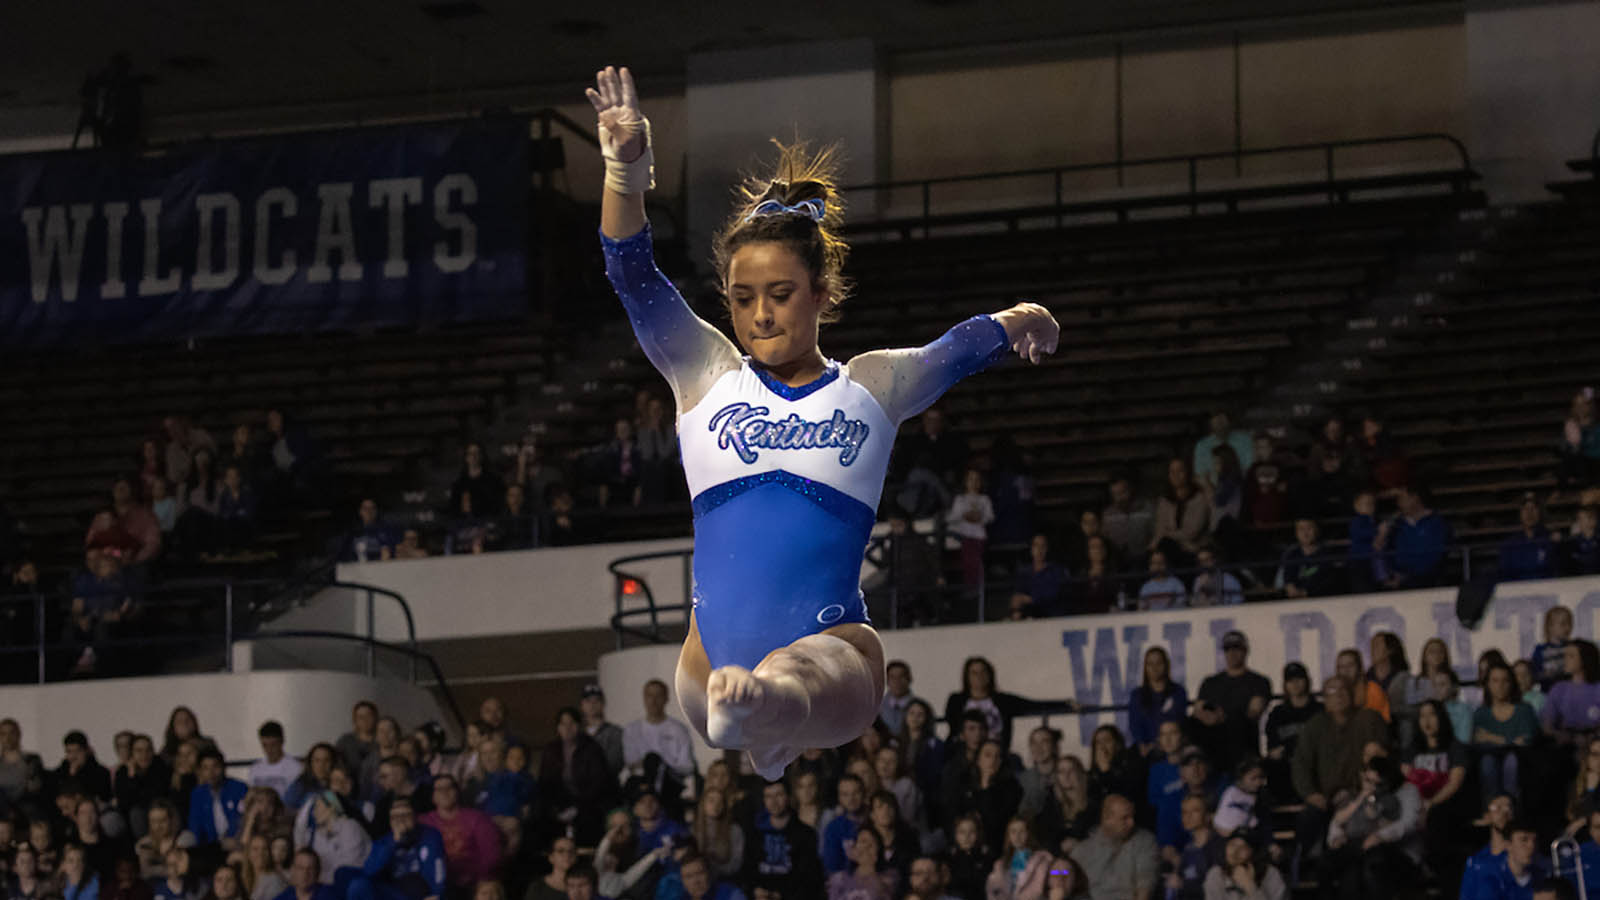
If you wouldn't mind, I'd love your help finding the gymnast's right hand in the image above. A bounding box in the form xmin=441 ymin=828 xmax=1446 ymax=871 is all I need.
xmin=586 ymin=65 xmax=647 ymax=164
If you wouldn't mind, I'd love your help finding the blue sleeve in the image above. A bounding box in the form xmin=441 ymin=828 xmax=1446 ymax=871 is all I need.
xmin=860 ymin=315 xmax=1010 ymax=424
xmin=600 ymin=223 xmax=734 ymax=403
xmin=363 ymin=835 xmax=395 ymax=878
xmin=1128 ymin=691 xmax=1153 ymax=746
xmin=820 ymin=819 xmax=848 ymax=874
xmin=188 ymin=788 xmax=212 ymax=843
xmin=421 ymin=831 xmax=447 ymax=896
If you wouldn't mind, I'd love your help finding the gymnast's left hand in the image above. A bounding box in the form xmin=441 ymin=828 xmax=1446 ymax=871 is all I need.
xmin=993 ymin=301 xmax=1059 ymax=364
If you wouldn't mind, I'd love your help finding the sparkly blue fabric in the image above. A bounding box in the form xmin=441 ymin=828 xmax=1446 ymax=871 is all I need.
xmin=691 ymin=480 xmax=874 ymax=671
xmin=749 ymin=359 xmax=840 ymax=400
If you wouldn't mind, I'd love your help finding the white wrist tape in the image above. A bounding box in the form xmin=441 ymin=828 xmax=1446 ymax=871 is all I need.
xmin=602 ymin=117 xmax=655 ymax=195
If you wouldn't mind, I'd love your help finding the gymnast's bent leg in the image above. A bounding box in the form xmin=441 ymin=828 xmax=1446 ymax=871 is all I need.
xmin=676 ymin=614 xmax=885 ymax=779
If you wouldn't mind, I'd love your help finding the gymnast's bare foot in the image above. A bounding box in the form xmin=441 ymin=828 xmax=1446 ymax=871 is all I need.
xmin=705 ymin=665 xmax=805 ymax=749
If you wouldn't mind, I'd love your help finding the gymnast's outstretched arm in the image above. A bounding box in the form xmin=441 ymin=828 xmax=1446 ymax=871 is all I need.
xmin=848 ymin=301 xmax=1060 ymax=424
xmin=589 ymin=65 xmax=740 ymax=412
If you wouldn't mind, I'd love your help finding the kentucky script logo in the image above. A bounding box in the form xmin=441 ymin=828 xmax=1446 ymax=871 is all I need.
xmin=708 ymin=402 xmax=870 ymax=466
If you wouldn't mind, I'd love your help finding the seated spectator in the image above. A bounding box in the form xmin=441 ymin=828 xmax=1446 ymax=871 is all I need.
xmin=66 ymin=549 xmax=138 ymax=676
xmin=1499 ymin=494 xmax=1557 ymax=582
xmin=945 ymin=814 xmax=993 ymax=900
xmin=947 ymin=469 xmax=995 ymax=588
xmin=176 ymin=450 xmax=223 ymax=557
xmin=163 ymin=416 xmax=216 ymax=487
xmin=1559 ymin=388 xmax=1599 ymax=493
xmin=153 ymin=847 xmax=198 ymax=900
xmin=1534 ymin=606 xmax=1575 ymax=694
xmin=1202 ymin=836 xmax=1286 ymax=900
xmin=826 ymin=826 xmax=893 ymax=900
xmin=1060 ymin=509 xmax=1104 ymax=579
xmin=866 ymin=790 xmax=918 ymax=884
xmin=150 ymin=478 xmax=181 ymax=534
xmin=1336 ymin=649 xmax=1392 ymax=722
xmin=443 ymin=490 xmax=487 ymax=556
xmin=61 ymin=843 xmax=102 ymax=900
xmin=57 ymin=730 xmax=114 ymax=804
xmin=1129 ymin=647 xmax=1188 ymax=756
xmin=215 ymin=465 xmax=258 ymax=552
xmin=1034 ymin=756 xmax=1095 ymax=857
xmin=104 ymin=477 xmax=163 ymax=564
xmin=1211 ymin=758 xmax=1269 ymax=849
xmin=293 ymin=792 xmax=369 ymax=886
xmin=370 ymin=755 xmax=435 ymax=839
xmin=1189 ymin=546 xmax=1243 ymax=607
xmin=1318 ymin=754 xmax=1422 ymax=899
xmin=450 ymin=443 xmax=506 ymax=518
xmin=1357 ymin=415 xmax=1410 ymax=492
xmin=741 ymin=781 xmax=821 ymax=899
xmin=522 ymin=835 xmax=577 ymax=900
xmin=1153 ymin=458 xmax=1211 ymax=570
xmin=1432 ymin=669 xmax=1476 ymax=744
xmin=1010 ymin=534 xmax=1067 ymax=620
xmin=1473 ymin=666 xmax=1539 ymax=806
xmin=1146 ymin=726 xmax=1189 ymax=850
xmin=9 ymin=834 xmax=46 ymax=899
xmin=419 ymin=775 xmax=501 ymax=895
xmin=1543 ymin=639 xmax=1600 ymax=748
xmin=1275 ymin=518 xmax=1344 ymax=598
xmin=220 ymin=423 xmax=271 ymax=489
xmin=284 ymin=744 xmax=335 ymax=814
xmin=359 ymin=718 xmax=404 ymax=800
xmin=1205 ymin=445 xmax=1245 ymax=561
xmin=1075 ymin=535 xmax=1123 ymax=614
xmin=692 ymin=786 xmax=746 ymax=885
xmin=564 ymin=867 xmax=602 ymax=900
xmin=629 ymin=779 xmax=687 ymax=856
xmin=578 ymin=684 xmax=626 ymax=781
xmin=340 ymin=500 xmax=398 ymax=563
xmin=248 ymin=722 xmax=302 ymax=801
xmin=1017 ymin=727 xmax=1060 ymax=822
xmin=1346 ymin=490 xmax=1383 ymax=593
xmin=1294 ymin=439 xmax=1356 ymax=523
xmin=1513 ymin=661 xmax=1547 ymax=717
xmin=879 ymin=661 xmax=924 ymax=747
xmin=1137 ymin=552 xmax=1187 ymax=611
xmin=1264 ymin=663 xmax=1321 ymax=804
xmin=984 ymin=817 xmax=1053 ymax=900
xmin=1376 ymin=485 xmax=1451 ymax=589
xmin=865 ymin=513 xmax=943 ymax=626
xmin=903 ymin=856 xmax=957 ymax=900
xmin=106 ymin=857 xmax=154 ymax=900
xmin=189 ymin=749 xmax=248 ymax=849
xmin=510 ymin=438 xmax=563 ymax=517
xmin=635 ymin=393 xmax=680 ymax=506
xmin=1457 ymin=819 xmax=1545 ymax=900
xmin=537 ymin=708 xmax=613 ymax=846
xmin=274 ymin=850 xmax=335 ymax=900
xmin=1561 ymin=506 xmax=1600 ymax=576
xmin=1073 ymin=795 xmax=1158 ymax=900
xmin=75 ymin=794 xmax=132 ymax=881
xmin=538 ymin=486 xmax=583 ymax=547
xmin=1101 ymin=474 xmax=1154 ymax=569
xmin=1193 ymin=412 xmax=1254 ymax=487
xmin=964 ymin=741 xmax=1023 ymax=856
xmin=392 ymin=530 xmax=429 ymax=560
xmin=1170 ymin=793 xmax=1224 ymax=900
xmin=1290 ymin=675 xmax=1388 ymax=865
xmin=820 ymin=774 xmax=867 ymax=876
xmin=340 ymin=798 xmax=445 ymax=900
xmin=1243 ymin=432 xmax=1292 ymax=527
xmin=137 ymin=799 xmax=196 ymax=879
xmin=241 ymin=836 xmax=288 ymax=900
xmin=486 ymin=484 xmax=537 ymax=552
xmin=1404 ymin=700 xmax=1470 ymax=867
xmin=207 ymin=865 xmax=245 ymax=900
xmin=1366 ymin=631 xmax=1409 ymax=697
xmin=658 ymin=851 xmax=744 ymax=900
xmin=336 ymin=703 xmax=379 ymax=776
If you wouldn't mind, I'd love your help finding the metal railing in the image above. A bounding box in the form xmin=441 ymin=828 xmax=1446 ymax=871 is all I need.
xmin=838 ymin=133 xmax=1474 ymax=238
xmin=0 ymin=574 xmax=464 ymax=728
xmin=607 ymin=534 xmax=1523 ymax=646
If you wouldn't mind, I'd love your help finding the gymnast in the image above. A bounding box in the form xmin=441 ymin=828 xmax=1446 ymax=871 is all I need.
xmin=587 ymin=65 xmax=1060 ymax=778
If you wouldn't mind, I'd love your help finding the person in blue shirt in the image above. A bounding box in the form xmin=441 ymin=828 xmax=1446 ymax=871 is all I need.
xmin=1460 ymin=819 xmax=1546 ymax=900
xmin=188 ymin=749 xmax=248 ymax=848
xmin=654 ymin=851 xmax=747 ymax=900
xmin=629 ymin=780 xmax=689 ymax=855
xmin=1146 ymin=723 xmax=1187 ymax=849
xmin=820 ymin=774 xmax=867 ymax=875
xmin=1347 ymin=491 xmax=1383 ymax=594
xmin=1532 ymin=606 xmax=1575 ymax=693
xmin=1380 ymin=486 xmax=1453 ymax=589
xmin=1562 ymin=506 xmax=1600 ymax=576
xmin=1499 ymin=495 xmax=1557 ymax=582
xmin=60 ymin=844 xmax=100 ymax=900
xmin=275 ymin=849 xmax=339 ymax=900
xmin=1128 ymin=647 xmax=1189 ymax=756
xmin=342 ymin=798 xmax=446 ymax=900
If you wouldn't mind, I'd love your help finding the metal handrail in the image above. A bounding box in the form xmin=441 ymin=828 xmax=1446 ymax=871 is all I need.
xmin=606 ymin=536 xmax=1526 ymax=645
xmin=839 ymin=132 xmax=1473 ymax=235
xmin=247 ymin=629 xmax=466 ymax=731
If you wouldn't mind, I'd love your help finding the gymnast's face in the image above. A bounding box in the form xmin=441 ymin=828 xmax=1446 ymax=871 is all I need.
xmin=727 ymin=242 xmax=826 ymax=370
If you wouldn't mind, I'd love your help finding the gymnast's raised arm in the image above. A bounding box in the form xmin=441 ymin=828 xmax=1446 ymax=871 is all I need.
xmin=848 ymin=301 xmax=1060 ymax=424
xmin=588 ymin=65 xmax=740 ymax=412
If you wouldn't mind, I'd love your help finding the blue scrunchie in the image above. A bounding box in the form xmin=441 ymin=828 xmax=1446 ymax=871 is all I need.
xmin=743 ymin=196 xmax=825 ymax=224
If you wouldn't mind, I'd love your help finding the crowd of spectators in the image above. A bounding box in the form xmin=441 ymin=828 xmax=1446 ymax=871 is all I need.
xmin=10 ymin=612 xmax=1600 ymax=900
xmin=872 ymin=400 xmax=1600 ymax=625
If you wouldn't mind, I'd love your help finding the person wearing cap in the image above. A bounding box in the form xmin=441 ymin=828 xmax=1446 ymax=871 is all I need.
xmin=294 ymin=790 xmax=370 ymax=885
xmin=579 ymin=683 xmax=626 ymax=779
xmin=1498 ymin=494 xmax=1557 ymax=582
xmin=1289 ymin=675 xmax=1388 ymax=867
xmin=1193 ymin=631 xmax=1272 ymax=773
xmin=1263 ymin=663 xmax=1321 ymax=804
xmin=627 ymin=776 xmax=689 ymax=855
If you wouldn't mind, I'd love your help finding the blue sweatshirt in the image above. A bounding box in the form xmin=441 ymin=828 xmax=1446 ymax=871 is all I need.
xmin=188 ymin=778 xmax=249 ymax=844
xmin=1147 ymin=760 xmax=1186 ymax=848
xmin=1391 ymin=511 xmax=1452 ymax=580
xmin=362 ymin=826 xmax=447 ymax=897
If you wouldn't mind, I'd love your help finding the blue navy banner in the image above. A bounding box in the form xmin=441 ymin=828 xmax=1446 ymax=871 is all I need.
xmin=0 ymin=118 xmax=527 ymax=345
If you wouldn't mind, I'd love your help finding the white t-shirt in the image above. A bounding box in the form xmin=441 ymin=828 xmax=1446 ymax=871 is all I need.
xmin=1212 ymin=785 xmax=1258 ymax=836
xmin=623 ymin=717 xmax=697 ymax=778
xmin=249 ymin=755 xmax=304 ymax=799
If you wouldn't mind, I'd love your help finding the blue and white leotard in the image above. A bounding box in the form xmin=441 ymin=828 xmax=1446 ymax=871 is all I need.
xmin=601 ymin=222 xmax=1009 ymax=671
